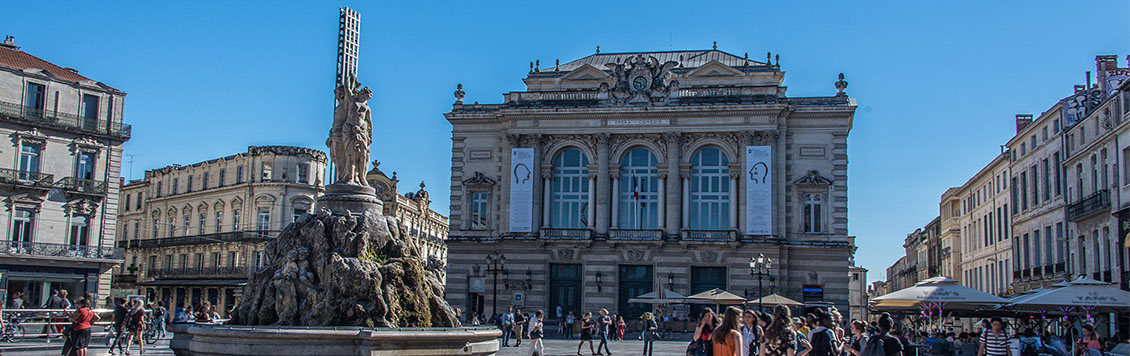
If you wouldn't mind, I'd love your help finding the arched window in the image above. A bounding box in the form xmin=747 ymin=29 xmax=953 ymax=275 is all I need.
xmin=803 ymin=193 xmax=823 ymax=233
xmin=618 ymin=148 xmax=659 ymax=229
xmin=689 ymin=147 xmax=730 ymax=230
xmin=551 ymin=148 xmax=590 ymax=228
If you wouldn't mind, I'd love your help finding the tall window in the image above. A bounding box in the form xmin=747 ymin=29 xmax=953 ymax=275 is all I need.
xmin=1042 ymin=159 xmax=1051 ymax=201
xmin=212 ymin=252 xmax=222 ymax=268
xmin=618 ymin=148 xmax=659 ymax=229
xmin=256 ymin=208 xmax=271 ymax=231
xmin=12 ymin=208 xmax=34 ymax=242
xmin=164 ymin=255 xmax=173 ymax=270
xmin=76 ymin=152 xmax=95 ymax=180
xmin=236 ymin=166 xmax=244 ymax=184
xmin=219 ymin=169 xmax=226 ymax=187
xmin=156 ymin=181 xmax=163 ymax=197
xmin=133 ymin=222 xmax=139 ymax=241
xmin=180 ymin=254 xmax=189 ymax=269
xmin=195 ymin=253 xmax=205 ymax=269
xmin=1022 ymin=233 xmax=1030 ymax=269
xmin=215 ymin=211 xmax=223 ymax=233
xmin=198 ymin=213 xmax=206 ymax=234
xmin=172 ymin=178 xmax=179 ymax=195
xmin=229 ymin=251 xmax=238 ymax=267
xmin=297 ymin=163 xmax=309 ymax=184
xmin=261 ymin=162 xmax=272 ymax=181
xmin=1032 ymin=229 xmax=1041 ymax=267
xmin=124 ymin=194 xmax=131 ymax=211
xmin=1056 ymin=222 xmax=1065 ymax=263
xmin=202 ymin=172 xmax=209 ymax=190
xmin=232 ymin=209 xmax=241 ymax=230
xmin=24 ymin=82 xmax=45 ymax=111
xmin=803 ymin=194 xmax=823 ymax=233
xmin=69 ymin=215 xmax=90 ymax=246
xmin=1054 ymin=153 xmax=1062 ymax=196
xmin=152 ymin=218 xmax=160 ymax=238
xmin=292 ymin=208 xmax=307 ymax=222
xmin=1020 ymin=172 xmax=1028 ymax=210
xmin=689 ymin=147 xmax=730 ymax=230
xmin=186 ymin=175 xmax=193 ymax=192
xmin=252 ymin=251 xmax=262 ymax=267
xmin=19 ymin=142 xmax=41 ymax=174
xmin=550 ymin=148 xmax=590 ymax=228
xmin=470 ymin=192 xmax=489 ymax=230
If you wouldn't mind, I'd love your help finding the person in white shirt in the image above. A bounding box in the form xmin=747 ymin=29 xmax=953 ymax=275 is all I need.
xmin=527 ymin=310 xmax=545 ymax=356
xmin=502 ymin=307 xmax=515 ymax=347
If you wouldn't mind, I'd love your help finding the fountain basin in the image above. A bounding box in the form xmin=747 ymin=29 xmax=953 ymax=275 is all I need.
xmin=169 ymin=324 xmax=501 ymax=356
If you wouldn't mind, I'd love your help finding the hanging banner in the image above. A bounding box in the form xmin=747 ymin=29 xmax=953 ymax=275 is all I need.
xmin=509 ymin=148 xmax=534 ymax=232
xmin=745 ymin=146 xmax=772 ymax=235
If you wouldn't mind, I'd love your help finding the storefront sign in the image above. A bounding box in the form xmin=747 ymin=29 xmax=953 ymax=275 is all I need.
xmin=745 ymin=146 xmax=772 ymax=235
xmin=509 ymin=148 xmax=535 ymax=232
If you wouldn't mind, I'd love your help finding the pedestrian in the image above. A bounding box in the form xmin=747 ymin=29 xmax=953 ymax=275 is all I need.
xmin=866 ymin=313 xmax=903 ymax=356
xmin=63 ymin=298 xmax=98 ymax=356
xmin=502 ymin=306 xmax=515 ymax=347
xmin=513 ymin=308 xmax=526 ymax=347
xmin=579 ymin=311 xmax=596 ymax=355
xmin=845 ymin=320 xmax=866 ymax=356
xmin=566 ymin=311 xmax=576 ymax=339
xmin=154 ymin=302 xmax=168 ymax=335
xmin=978 ymin=317 xmax=1010 ymax=356
xmin=596 ymin=309 xmax=613 ymax=355
xmin=828 ymin=308 xmax=845 ymax=353
xmin=761 ymin=305 xmax=799 ymax=356
xmin=108 ymin=298 xmax=128 ymax=355
xmin=1018 ymin=327 xmax=1043 ymax=356
xmin=123 ymin=299 xmax=147 ymax=355
xmin=795 ymin=317 xmax=811 ymax=341
xmin=617 ymin=315 xmax=626 ymax=341
xmin=690 ymin=308 xmax=719 ymax=356
xmin=8 ymin=292 xmax=23 ymax=309
xmin=741 ymin=309 xmax=761 ymax=356
xmin=527 ymin=310 xmax=545 ymax=356
xmin=712 ymin=306 xmax=744 ymax=356
xmin=807 ymin=309 xmax=837 ymax=356
xmin=642 ymin=312 xmax=659 ymax=356
xmin=1074 ymin=324 xmax=1103 ymax=356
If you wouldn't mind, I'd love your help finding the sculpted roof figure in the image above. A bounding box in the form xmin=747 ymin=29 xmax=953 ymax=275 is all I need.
xmin=327 ymin=74 xmax=373 ymax=186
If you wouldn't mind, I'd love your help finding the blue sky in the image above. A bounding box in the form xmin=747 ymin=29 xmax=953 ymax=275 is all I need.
xmin=6 ymin=1 xmax=1127 ymax=283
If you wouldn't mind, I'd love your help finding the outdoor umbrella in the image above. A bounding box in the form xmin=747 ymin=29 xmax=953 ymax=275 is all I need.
xmin=628 ymin=290 xmax=688 ymax=304
xmin=1005 ymin=276 xmax=1130 ymax=314
xmin=745 ymin=293 xmax=803 ymax=307
xmin=871 ymin=276 xmax=1011 ymax=311
xmin=686 ymin=288 xmax=748 ymax=305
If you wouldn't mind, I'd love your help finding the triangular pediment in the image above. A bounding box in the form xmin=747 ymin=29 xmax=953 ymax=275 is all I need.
xmin=793 ymin=170 xmax=833 ymax=186
xmin=685 ymin=60 xmax=743 ymax=77
xmin=560 ymin=64 xmax=611 ymax=81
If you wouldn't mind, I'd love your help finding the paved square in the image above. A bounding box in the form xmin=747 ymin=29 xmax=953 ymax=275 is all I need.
xmin=496 ymin=338 xmax=690 ymax=356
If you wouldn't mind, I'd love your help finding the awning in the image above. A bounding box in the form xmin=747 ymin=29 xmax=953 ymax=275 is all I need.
xmin=136 ymin=279 xmax=246 ymax=287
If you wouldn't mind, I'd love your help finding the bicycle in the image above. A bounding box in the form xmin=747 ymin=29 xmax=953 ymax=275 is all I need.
xmin=1 ymin=314 xmax=26 ymax=342
xmin=143 ymin=316 xmax=165 ymax=344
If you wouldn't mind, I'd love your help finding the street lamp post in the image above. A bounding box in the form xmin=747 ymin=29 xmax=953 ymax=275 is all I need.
xmin=749 ymin=253 xmax=773 ymax=312
xmin=486 ymin=253 xmax=507 ymax=315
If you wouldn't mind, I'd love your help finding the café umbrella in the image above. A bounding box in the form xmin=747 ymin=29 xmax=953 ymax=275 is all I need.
xmin=686 ymin=288 xmax=748 ymax=305
xmin=871 ymin=276 xmax=1010 ymax=311
xmin=745 ymin=293 xmax=804 ymax=307
xmin=1005 ymin=276 xmax=1130 ymax=314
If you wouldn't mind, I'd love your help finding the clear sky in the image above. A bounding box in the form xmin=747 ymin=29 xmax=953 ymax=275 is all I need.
xmin=6 ymin=1 xmax=1127 ymax=283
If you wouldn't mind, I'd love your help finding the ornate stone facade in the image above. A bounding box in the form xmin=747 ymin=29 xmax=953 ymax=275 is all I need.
xmin=0 ymin=38 xmax=130 ymax=307
xmin=115 ymin=146 xmax=326 ymax=316
xmin=445 ymin=48 xmax=856 ymax=320
xmin=365 ymin=162 xmax=449 ymax=275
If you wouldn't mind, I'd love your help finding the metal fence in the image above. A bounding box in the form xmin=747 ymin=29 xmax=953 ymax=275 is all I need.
xmin=0 ymin=101 xmax=131 ymax=139
xmin=0 ymin=240 xmax=124 ymax=260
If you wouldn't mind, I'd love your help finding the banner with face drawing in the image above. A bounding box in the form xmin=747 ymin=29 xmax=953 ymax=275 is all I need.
xmin=745 ymin=146 xmax=772 ymax=235
xmin=509 ymin=148 xmax=534 ymax=232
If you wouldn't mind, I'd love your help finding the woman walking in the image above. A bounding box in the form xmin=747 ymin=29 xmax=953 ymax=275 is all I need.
xmin=741 ymin=310 xmax=762 ymax=356
xmin=712 ymin=307 xmax=744 ymax=356
xmin=617 ymin=316 xmax=626 ymax=341
xmin=845 ymin=320 xmax=866 ymax=356
xmin=642 ymin=312 xmax=659 ymax=356
xmin=123 ymin=300 xmax=147 ymax=355
xmin=66 ymin=299 xmax=99 ymax=356
xmin=761 ymin=305 xmax=801 ymax=356
xmin=1074 ymin=324 xmax=1103 ymax=356
xmin=690 ymin=308 xmax=719 ymax=356
xmin=527 ymin=310 xmax=545 ymax=356
xmin=579 ymin=312 xmax=596 ymax=355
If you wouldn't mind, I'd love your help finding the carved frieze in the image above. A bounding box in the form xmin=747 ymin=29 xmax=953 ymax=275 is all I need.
xmin=601 ymin=54 xmax=680 ymax=105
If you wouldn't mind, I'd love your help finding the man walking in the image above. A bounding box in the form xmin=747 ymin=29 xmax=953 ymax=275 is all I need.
xmin=108 ymin=298 xmax=128 ymax=355
xmin=501 ymin=306 xmax=514 ymax=347
xmin=596 ymin=308 xmax=613 ymax=355
xmin=512 ymin=308 xmax=526 ymax=348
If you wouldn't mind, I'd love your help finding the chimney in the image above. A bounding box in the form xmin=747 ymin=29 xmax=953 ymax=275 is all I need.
xmin=0 ymin=35 xmax=17 ymax=49
xmin=1016 ymin=114 xmax=1034 ymax=133
xmin=1096 ymin=55 xmax=1118 ymax=71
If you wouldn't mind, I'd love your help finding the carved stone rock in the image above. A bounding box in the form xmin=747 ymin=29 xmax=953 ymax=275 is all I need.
xmin=231 ymin=210 xmax=460 ymax=328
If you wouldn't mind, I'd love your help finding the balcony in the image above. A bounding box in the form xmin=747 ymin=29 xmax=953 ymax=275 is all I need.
xmin=608 ymin=229 xmax=664 ymax=241
xmin=1067 ymin=189 xmax=1110 ymax=221
xmin=1 ymin=240 xmax=123 ymax=261
xmin=131 ymin=230 xmax=279 ymax=249
xmin=56 ymin=177 xmax=107 ymax=196
xmin=0 ymin=168 xmax=53 ymax=189
xmin=0 ymin=101 xmax=131 ymax=139
xmin=540 ymin=228 xmax=591 ymax=240
xmin=113 ymin=274 xmax=137 ymax=284
xmin=148 ymin=266 xmax=248 ymax=279
xmin=681 ymin=230 xmax=737 ymax=242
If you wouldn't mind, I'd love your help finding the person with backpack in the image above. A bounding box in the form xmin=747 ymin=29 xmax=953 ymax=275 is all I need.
xmin=1019 ymin=327 xmax=1044 ymax=356
xmin=807 ymin=309 xmax=838 ymax=356
xmin=978 ymin=317 xmax=1010 ymax=356
xmin=760 ymin=305 xmax=799 ymax=356
xmin=862 ymin=313 xmax=904 ymax=356
xmin=154 ymin=302 xmax=168 ymax=335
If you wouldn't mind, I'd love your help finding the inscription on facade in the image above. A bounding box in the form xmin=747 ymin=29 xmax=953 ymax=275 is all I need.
xmin=469 ymin=150 xmax=492 ymax=160
xmin=607 ymin=119 xmax=670 ymax=126
xmin=799 ymin=147 xmax=826 ymax=157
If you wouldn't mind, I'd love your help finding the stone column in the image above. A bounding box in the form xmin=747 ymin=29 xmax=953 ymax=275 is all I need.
xmin=596 ymin=134 xmax=610 ymax=235
xmin=587 ymin=173 xmax=597 ymax=229
xmin=729 ymin=171 xmax=739 ymax=230
xmin=542 ymin=170 xmax=553 ymax=229
xmin=610 ymin=173 xmax=620 ymax=229
xmin=657 ymin=172 xmax=667 ymax=230
xmin=531 ymin=135 xmax=544 ymax=232
xmin=502 ymin=134 xmax=518 ymax=235
xmin=665 ymin=133 xmax=681 ymax=235
xmin=681 ymin=171 xmax=690 ymax=230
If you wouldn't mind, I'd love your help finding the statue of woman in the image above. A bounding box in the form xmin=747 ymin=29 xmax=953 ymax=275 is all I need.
xmin=327 ymin=77 xmax=372 ymax=186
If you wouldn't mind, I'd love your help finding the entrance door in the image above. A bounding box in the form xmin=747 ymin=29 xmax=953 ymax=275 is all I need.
xmin=548 ymin=264 xmax=582 ymax=316
xmin=617 ymin=265 xmax=653 ymax=320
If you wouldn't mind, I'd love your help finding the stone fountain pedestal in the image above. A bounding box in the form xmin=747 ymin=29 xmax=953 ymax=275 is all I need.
xmin=169 ymin=324 xmax=502 ymax=356
xmin=317 ymin=182 xmax=383 ymax=216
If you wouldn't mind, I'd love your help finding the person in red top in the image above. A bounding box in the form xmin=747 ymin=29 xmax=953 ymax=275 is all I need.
xmin=68 ymin=298 xmax=99 ymax=356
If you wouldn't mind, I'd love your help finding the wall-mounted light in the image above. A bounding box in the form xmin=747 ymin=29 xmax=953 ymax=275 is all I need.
xmin=668 ymin=273 xmax=674 ymax=287
xmin=595 ymin=271 xmax=603 ymax=292
xmin=525 ymin=269 xmax=532 ymax=290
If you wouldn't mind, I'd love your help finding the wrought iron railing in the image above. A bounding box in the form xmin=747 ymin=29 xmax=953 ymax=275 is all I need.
xmin=1066 ymin=189 xmax=1110 ymax=221
xmin=1 ymin=240 xmax=123 ymax=260
xmin=608 ymin=229 xmax=664 ymax=240
xmin=682 ymin=230 xmax=737 ymax=241
xmin=113 ymin=274 xmax=137 ymax=284
xmin=56 ymin=177 xmax=107 ymax=195
xmin=131 ymin=230 xmax=279 ymax=249
xmin=540 ymin=228 xmax=591 ymax=239
xmin=0 ymin=101 xmax=131 ymax=139
xmin=0 ymin=167 xmax=53 ymax=188
xmin=148 ymin=266 xmax=248 ymax=279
